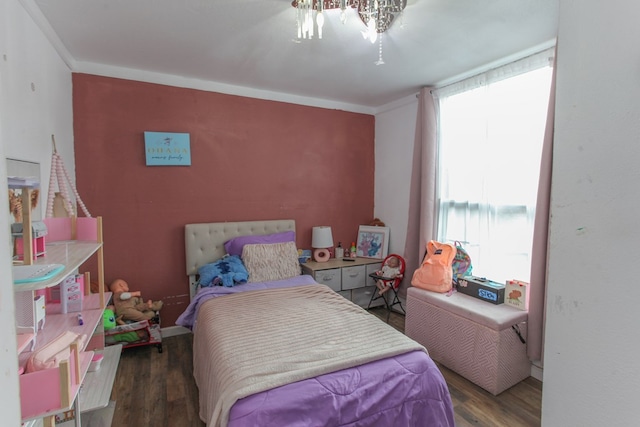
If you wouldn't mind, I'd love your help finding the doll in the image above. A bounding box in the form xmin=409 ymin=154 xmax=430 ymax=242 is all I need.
xmin=109 ymin=278 xmax=163 ymax=322
xmin=375 ymin=256 xmax=401 ymax=296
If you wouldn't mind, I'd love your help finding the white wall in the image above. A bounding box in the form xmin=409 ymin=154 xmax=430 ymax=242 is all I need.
xmin=0 ymin=10 xmax=20 ymax=421
xmin=375 ymin=1 xmax=640 ymax=426
xmin=541 ymin=0 xmax=640 ymax=425
xmin=0 ymin=0 xmax=75 ymax=423
xmin=374 ymin=95 xmax=418 ymax=256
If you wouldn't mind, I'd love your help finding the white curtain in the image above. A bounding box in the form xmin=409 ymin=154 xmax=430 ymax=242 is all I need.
xmin=432 ymin=48 xmax=554 ymax=284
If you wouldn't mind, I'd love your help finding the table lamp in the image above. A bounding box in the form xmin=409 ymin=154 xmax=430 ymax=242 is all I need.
xmin=311 ymin=226 xmax=333 ymax=262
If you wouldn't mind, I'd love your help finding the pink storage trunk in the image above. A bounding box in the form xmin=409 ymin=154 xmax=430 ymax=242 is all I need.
xmin=406 ymin=287 xmax=530 ymax=395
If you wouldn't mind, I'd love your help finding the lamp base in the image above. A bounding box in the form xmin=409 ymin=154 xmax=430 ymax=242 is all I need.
xmin=313 ymin=248 xmax=330 ymax=262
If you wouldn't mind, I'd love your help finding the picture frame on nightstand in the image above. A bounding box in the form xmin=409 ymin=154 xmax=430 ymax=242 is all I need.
xmin=356 ymin=226 xmax=389 ymax=259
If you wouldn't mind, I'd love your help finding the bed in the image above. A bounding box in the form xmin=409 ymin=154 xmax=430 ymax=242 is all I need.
xmin=177 ymin=219 xmax=455 ymax=427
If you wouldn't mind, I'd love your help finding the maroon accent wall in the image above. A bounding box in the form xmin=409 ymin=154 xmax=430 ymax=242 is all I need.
xmin=72 ymin=74 xmax=375 ymax=326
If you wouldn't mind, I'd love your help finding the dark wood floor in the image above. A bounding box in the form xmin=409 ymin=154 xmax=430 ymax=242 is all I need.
xmin=112 ymin=307 xmax=542 ymax=426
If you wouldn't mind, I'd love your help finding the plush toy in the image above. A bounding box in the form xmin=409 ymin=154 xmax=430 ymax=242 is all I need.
xmin=103 ymin=307 xmax=143 ymax=343
xmin=108 ymin=278 xmax=163 ymax=322
xmin=368 ymin=218 xmax=386 ymax=227
xmin=197 ymin=255 xmax=248 ymax=287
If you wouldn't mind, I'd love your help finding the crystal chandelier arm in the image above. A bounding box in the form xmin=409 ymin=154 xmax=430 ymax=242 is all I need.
xmin=316 ymin=0 xmax=324 ymax=39
xmin=292 ymin=0 xmax=405 ymax=42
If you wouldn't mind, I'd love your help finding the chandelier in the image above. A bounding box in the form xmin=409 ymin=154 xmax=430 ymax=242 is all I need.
xmin=292 ymin=0 xmax=407 ymax=64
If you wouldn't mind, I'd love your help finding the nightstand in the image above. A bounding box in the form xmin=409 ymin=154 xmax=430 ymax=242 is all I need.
xmin=301 ymin=258 xmax=384 ymax=308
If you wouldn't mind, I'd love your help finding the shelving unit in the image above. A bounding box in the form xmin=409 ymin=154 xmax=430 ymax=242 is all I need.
xmin=11 ymin=182 xmax=119 ymax=427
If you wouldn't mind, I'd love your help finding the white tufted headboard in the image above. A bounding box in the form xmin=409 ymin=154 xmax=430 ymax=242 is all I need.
xmin=185 ymin=219 xmax=296 ymax=299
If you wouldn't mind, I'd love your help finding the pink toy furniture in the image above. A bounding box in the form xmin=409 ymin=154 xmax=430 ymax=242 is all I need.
xmin=16 ymin=216 xmax=106 ymax=424
xmin=406 ymin=286 xmax=531 ymax=395
xmin=15 ymin=235 xmax=46 ymax=260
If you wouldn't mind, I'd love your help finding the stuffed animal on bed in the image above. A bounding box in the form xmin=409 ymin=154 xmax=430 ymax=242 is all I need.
xmin=198 ymin=255 xmax=249 ymax=287
xmin=108 ymin=278 xmax=163 ymax=322
xmin=103 ymin=307 xmax=144 ymax=343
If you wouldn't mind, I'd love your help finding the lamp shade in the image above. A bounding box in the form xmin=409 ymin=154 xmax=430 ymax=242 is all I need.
xmin=312 ymin=226 xmax=333 ymax=248
xmin=311 ymin=226 xmax=333 ymax=262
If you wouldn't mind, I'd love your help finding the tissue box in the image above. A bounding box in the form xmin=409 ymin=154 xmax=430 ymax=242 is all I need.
xmin=505 ymin=280 xmax=530 ymax=310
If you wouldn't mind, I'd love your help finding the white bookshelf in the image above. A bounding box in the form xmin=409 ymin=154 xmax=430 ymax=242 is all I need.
xmin=10 ymin=184 xmax=117 ymax=427
xmin=78 ymin=344 xmax=122 ymax=413
xmin=13 ymin=241 xmax=102 ymax=293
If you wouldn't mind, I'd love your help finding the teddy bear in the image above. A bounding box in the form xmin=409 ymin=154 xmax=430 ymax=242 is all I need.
xmin=108 ymin=278 xmax=163 ymax=322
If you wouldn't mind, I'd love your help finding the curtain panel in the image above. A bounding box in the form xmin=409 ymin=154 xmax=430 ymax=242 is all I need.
xmin=401 ymin=87 xmax=437 ymax=299
xmin=528 ymin=51 xmax=557 ymax=363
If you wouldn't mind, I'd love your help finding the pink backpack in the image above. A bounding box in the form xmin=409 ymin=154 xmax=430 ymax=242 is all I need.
xmin=411 ymin=241 xmax=457 ymax=293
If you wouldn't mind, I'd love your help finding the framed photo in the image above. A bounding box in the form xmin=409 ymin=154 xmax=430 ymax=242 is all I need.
xmin=144 ymin=131 xmax=191 ymax=166
xmin=356 ymin=226 xmax=389 ymax=259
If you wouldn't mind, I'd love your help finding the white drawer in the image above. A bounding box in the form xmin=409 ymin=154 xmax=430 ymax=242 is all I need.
xmin=365 ymin=262 xmax=382 ymax=287
xmin=314 ymin=268 xmax=342 ymax=292
xmin=341 ymin=265 xmax=366 ymax=290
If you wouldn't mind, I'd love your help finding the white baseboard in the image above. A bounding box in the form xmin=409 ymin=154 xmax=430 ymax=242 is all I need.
xmin=530 ymin=361 xmax=543 ymax=382
xmin=161 ymin=325 xmax=191 ymax=338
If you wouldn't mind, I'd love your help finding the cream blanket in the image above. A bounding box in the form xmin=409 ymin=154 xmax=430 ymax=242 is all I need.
xmin=193 ymin=284 xmax=426 ymax=427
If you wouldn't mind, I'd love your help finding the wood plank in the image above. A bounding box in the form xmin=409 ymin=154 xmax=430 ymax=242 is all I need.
xmin=78 ymin=344 xmax=122 ymax=412
xmin=112 ymin=310 xmax=541 ymax=427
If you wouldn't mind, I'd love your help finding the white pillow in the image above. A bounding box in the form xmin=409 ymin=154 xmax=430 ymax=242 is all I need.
xmin=242 ymin=241 xmax=301 ymax=283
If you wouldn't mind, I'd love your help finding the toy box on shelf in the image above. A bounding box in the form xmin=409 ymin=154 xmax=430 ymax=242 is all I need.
xmin=505 ymin=279 xmax=530 ymax=311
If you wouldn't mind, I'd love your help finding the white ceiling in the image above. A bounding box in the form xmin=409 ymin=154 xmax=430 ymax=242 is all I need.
xmin=27 ymin=0 xmax=558 ymax=112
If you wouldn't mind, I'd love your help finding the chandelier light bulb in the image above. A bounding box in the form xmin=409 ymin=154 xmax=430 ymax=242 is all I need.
xmin=367 ymin=16 xmax=377 ymax=43
xmin=304 ymin=6 xmax=314 ymax=38
xmin=316 ymin=11 xmax=324 ymax=39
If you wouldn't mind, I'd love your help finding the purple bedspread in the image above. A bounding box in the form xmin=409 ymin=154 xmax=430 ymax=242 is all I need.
xmin=229 ymin=349 xmax=454 ymax=427
xmin=177 ymin=275 xmax=455 ymax=426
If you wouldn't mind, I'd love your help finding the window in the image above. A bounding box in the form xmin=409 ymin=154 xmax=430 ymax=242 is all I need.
xmin=433 ymin=49 xmax=553 ymax=283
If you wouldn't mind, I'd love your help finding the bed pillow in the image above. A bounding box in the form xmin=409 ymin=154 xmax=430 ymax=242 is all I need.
xmin=198 ymin=255 xmax=249 ymax=287
xmin=224 ymin=231 xmax=296 ymax=257
xmin=242 ymin=241 xmax=301 ymax=283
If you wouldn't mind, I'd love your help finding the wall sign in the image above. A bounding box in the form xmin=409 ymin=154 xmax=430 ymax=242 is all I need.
xmin=144 ymin=131 xmax=191 ymax=166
